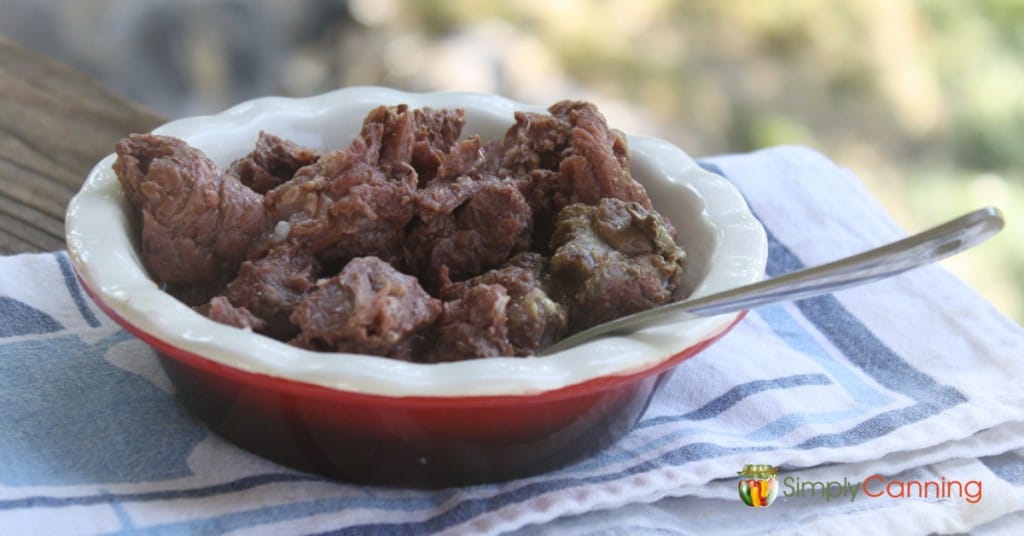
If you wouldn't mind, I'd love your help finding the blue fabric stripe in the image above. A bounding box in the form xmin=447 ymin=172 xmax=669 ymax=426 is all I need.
xmin=743 ymin=409 xmax=864 ymax=441
xmin=754 ymin=305 xmax=893 ymax=408
xmin=791 ymin=295 xmax=965 ymax=405
xmin=0 ymin=473 xmax=331 ymax=510
xmin=793 ymin=403 xmax=955 ymax=449
xmin=101 ymin=491 xmax=136 ymax=531
xmin=680 ymin=373 xmax=832 ymax=420
xmin=108 ymin=489 xmax=459 ymax=535
xmin=0 ymin=296 xmax=63 ymax=337
xmin=637 ymin=374 xmax=832 ymax=426
xmin=56 ymin=252 xmax=101 ymax=328
xmin=980 ymin=452 xmax=1024 ymax=486
xmin=616 ymin=527 xmax=688 ymax=536
xmin=573 ymin=407 xmax=871 ymax=475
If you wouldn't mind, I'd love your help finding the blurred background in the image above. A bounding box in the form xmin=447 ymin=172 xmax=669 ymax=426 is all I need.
xmin=2 ymin=0 xmax=1021 ymax=322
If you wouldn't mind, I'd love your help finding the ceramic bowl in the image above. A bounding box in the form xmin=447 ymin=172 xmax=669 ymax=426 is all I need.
xmin=65 ymin=87 xmax=767 ymax=487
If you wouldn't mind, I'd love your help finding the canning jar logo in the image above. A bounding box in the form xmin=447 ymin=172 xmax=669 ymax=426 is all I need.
xmin=738 ymin=464 xmax=779 ymax=507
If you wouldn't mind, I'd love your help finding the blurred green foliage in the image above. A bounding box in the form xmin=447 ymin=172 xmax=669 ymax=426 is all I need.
xmin=388 ymin=0 xmax=1024 ymax=321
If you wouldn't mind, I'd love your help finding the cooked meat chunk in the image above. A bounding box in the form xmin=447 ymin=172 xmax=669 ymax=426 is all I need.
xmin=511 ymin=169 xmax=563 ymax=252
xmin=113 ymin=134 xmax=268 ymax=288
xmin=360 ymin=105 xmax=466 ymax=184
xmin=550 ymin=198 xmax=686 ymax=332
xmin=357 ymin=105 xmax=417 ymax=184
xmin=497 ymin=100 xmax=666 ymax=244
xmin=290 ymin=257 xmax=441 ymax=359
xmin=264 ymin=133 xmax=416 ymax=267
xmin=221 ymin=243 xmax=320 ymax=339
xmin=499 ymin=107 xmax=574 ymax=176
xmin=197 ymin=296 xmax=267 ymax=332
xmin=434 ymin=136 xmax=501 ymax=183
xmin=429 ymin=284 xmax=514 ymax=362
xmin=405 ymin=177 xmax=532 ymax=290
xmin=552 ymin=101 xmax=654 ymax=212
xmin=441 ymin=253 xmax=567 ymax=355
xmin=227 ymin=131 xmax=320 ymax=194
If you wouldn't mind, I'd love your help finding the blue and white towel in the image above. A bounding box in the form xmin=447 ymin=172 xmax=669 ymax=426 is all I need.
xmin=1 ymin=146 xmax=1023 ymax=535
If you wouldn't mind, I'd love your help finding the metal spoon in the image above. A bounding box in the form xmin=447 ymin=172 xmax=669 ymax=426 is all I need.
xmin=540 ymin=207 xmax=1004 ymax=355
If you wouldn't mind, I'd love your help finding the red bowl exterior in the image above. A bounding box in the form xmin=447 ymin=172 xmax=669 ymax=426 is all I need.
xmin=80 ymin=275 xmax=744 ymax=487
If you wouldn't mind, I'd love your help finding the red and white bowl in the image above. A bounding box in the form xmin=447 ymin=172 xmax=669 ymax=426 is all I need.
xmin=65 ymin=87 xmax=767 ymax=487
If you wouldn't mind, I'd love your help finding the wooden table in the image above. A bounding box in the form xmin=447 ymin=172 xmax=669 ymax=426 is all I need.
xmin=0 ymin=35 xmax=164 ymax=253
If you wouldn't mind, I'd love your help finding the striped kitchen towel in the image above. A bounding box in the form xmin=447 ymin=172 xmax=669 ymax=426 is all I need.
xmin=1 ymin=146 xmax=1022 ymax=535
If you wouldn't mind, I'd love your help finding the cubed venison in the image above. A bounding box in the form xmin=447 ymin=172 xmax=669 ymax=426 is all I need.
xmin=555 ymin=102 xmax=653 ymax=213
xmin=222 ymin=243 xmax=320 ymax=339
xmin=497 ymin=100 xmax=668 ymax=242
xmin=434 ymin=136 xmax=501 ymax=183
xmin=499 ymin=109 xmax=574 ymax=175
xmin=441 ymin=253 xmax=567 ymax=355
xmin=227 ymin=131 xmax=320 ymax=194
xmin=511 ymin=169 xmax=562 ymax=252
xmin=428 ymin=284 xmax=514 ymax=362
xmin=360 ymin=105 xmax=467 ymax=184
xmin=197 ymin=296 xmax=267 ymax=332
xmin=264 ymin=134 xmax=416 ymax=267
xmin=290 ymin=257 xmax=441 ymax=359
xmin=405 ymin=178 xmax=532 ymax=291
xmin=550 ymin=198 xmax=686 ymax=332
xmin=410 ymin=107 xmax=467 ymax=182
xmin=113 ymin=134 xmax=268 ymax=288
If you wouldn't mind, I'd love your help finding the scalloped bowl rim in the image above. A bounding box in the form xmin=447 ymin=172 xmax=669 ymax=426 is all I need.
xmin=65 ymin=87 xmax=767 ymax=398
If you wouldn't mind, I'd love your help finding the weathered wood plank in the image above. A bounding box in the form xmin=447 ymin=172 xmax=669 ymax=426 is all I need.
xmin=0 ymin=35 xmax=165 ymax=253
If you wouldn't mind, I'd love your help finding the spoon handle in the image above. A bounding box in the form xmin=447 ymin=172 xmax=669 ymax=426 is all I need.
xmin=541 ymin=207 xmax=1004 ymax=355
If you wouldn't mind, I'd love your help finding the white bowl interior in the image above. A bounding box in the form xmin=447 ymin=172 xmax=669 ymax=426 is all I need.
xmin=66 ymin=87 xmax=767 ymax=397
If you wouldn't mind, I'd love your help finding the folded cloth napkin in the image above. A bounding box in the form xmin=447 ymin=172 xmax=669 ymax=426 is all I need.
xmin=1 ymin=146 xmax=1022 ymax=535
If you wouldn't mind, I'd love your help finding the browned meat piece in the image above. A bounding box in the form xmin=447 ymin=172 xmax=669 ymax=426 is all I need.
xmin=264 ymin=133 xmax=416 ymax=267
xmin=226 ymin=131 xmax=320 ymax=194
xmin=499 ymin=107 xmax=574 ymax=175
xmin=511 ymin=169 xmax=562 ymax=252
xmin=221 ymin=243 xmax=320 ymax=339
xmin=497 ymin=101 xmax=666 ymax=244
xmin=384 ymin=331 xmax=437 ymax=362
xmin=405 ymin=177 xmax=532 ymax=291
xmin=550 ymin=198 xmax=686 ymax=332
xmin=555 ymin=102 xmax=653 ymax=212
xmin=441 ymin=253 xmax=567 ymax=355
xmin=290 ymin=257 xmax=441 ymax=359
xmin=434 ymin=136 xmax=501 ymax=183
xmin=360 ymin=105 xmax=466 ymax=184
xmin=113 ymin=134 xmax=268 ymax=288
xmin=428 ymin=284 xmax=514 ymax=362
xmin=197 ymin=296 xmax=267 ymax=332
xmin=358 ymin=105 xmax=416 ymax=183
xmin=411 ymin=107 xmax=467 ymax=182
